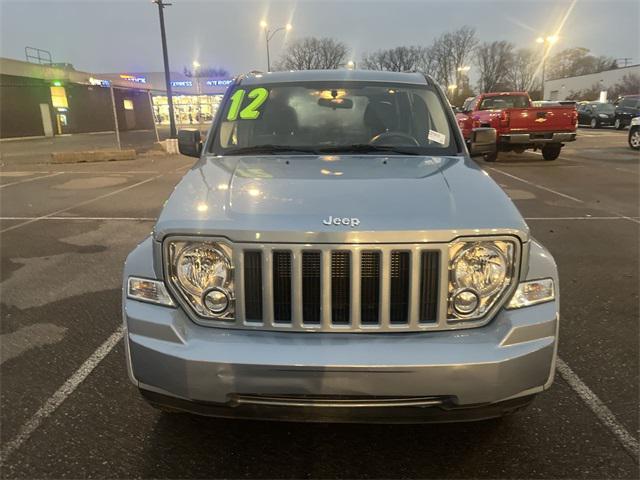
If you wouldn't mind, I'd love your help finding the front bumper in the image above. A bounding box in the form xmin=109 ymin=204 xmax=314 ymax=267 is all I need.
xmin=124 ymin=297 xmax=558 ymax=420
xmin=500 ymin=132 xmax=576 ymax=144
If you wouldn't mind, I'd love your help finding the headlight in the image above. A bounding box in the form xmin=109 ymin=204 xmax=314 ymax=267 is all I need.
xmin=448 ymin=240 xmax=516 ymax=319
xmin=598 ymin=113 xmax=608 ymax=118
xmin=166 ymin=240 xmax=234 ymax=320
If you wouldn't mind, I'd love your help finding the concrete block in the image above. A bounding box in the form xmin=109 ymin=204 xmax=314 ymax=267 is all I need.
xmin=51 ymin=149 xmax=136 ymax=164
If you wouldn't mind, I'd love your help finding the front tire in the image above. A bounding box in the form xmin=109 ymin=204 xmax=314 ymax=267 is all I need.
xmin=483 ymin=151 xmax=498 ymax=162
xmin=542 ymin=144 xmax=562 ymax=161
xmin=629 ymin=127 xmax=640 ymax=150
xmin=590 ymin=118 xmax=599 ymax=129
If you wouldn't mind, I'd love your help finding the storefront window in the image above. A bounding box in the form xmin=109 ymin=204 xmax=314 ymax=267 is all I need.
xmin=152 ymin=94 xmax=223 ymax=125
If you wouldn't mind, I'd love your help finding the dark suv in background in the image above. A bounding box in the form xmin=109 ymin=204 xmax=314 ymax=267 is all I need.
xmin=614 ymin=94 xmax=640 ymax=129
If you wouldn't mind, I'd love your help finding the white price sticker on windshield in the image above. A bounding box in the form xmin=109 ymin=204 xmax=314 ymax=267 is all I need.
xmin=428 ymin=130 xmax=446 ymax=145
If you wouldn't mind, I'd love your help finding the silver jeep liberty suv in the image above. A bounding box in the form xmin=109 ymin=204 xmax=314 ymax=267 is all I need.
xmin=123 ymin=70 xmax=559 ymax=422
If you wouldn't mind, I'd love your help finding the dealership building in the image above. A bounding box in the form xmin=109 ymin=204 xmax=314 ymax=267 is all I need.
xmin=0 ymin=57 xmax=233 ymax=139
xmin=544 ymin=64 xmax=640 ymax=101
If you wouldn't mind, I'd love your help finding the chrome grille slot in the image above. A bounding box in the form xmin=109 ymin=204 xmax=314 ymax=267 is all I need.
xmin=272 ymin=251 xmax=292 ymax=323
xmin=390 ymin=251 xmax=410 ymax=324
xmin=360 ymin=251 xmax=381 ymax=325
xmin=420 ymin=251 xmax=439 ymax=323
xmin=237 ymin=245 xmax=443 ymax=332
xmin=302 ymin=251 xmax=321 ymax=325
xmin=243 ymin=251 xmax=263 ymax=322
xmin=331 ymin=251 xmax=351 ymax=325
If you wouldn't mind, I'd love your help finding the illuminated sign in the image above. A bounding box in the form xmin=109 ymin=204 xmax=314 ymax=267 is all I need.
xmin=119 ymin=74 xmax=146 ymax=84
xmin=170 ymin=80 xmax=193 ymax=87
xmin=206 ymin=79 xmax=233 ymax=87
xmin=89 ymin=77 xmax=111 ymax=87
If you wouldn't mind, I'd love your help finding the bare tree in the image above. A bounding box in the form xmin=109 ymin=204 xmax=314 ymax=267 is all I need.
xmin=276 ymin=37 xmax=349 ymax=70
xmin=475 ymin=41 xmax=515 ymax=92
xmin=183 ymin=66 xmax=229 ymax=77
xmin=361 ymin=46 xmax=435 ymax=74
xmin=546 ymin=47 xmax=618 ymax=80
xmin=431 ymin=26 xmax=478 ymax=87
xmin=507 ymin=48 xmax=540 ymax=92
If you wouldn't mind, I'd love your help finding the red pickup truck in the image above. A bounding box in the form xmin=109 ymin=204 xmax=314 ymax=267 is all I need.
xmin=456 ymin=92 xmax=577 ymax=161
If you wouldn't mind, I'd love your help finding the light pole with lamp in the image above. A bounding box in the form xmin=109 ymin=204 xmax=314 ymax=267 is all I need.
xmin=192 ymin=60 xmax=202 ymax=124
xmin=536 ymin=35 xmax=558 ymax=100
xmin=260 ymin=20 xmax=292 ymax=71
xmin=457 ymin=65 xmax=471 ymax=94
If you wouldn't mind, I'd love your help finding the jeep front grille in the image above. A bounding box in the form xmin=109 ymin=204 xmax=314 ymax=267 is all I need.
xmin=231 ymin=244 xmax=446 ymax=332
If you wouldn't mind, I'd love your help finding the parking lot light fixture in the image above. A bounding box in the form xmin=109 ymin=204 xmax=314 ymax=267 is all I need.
xmin=153 ymin=0 xmax=177 ymax=139
xmin=536 ymin=35 xmax=560 ymax=100
xmin=261 ymin=21 xmax=292 ymax=72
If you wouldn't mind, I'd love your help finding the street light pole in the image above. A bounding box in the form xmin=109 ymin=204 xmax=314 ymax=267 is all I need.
xmin=536 ymin=35 xmax=558 ymax=100
xmin=261 ymin=21 xmax=292 ymax=71
xmin=154 ymin=0 xmax=177 ymax=138
xmin=193 ymin=60 xmax=201 ymax=124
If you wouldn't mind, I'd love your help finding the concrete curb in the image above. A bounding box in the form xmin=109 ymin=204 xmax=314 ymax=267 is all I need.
xmin=51 ymin=149 xmax=137 ymax=164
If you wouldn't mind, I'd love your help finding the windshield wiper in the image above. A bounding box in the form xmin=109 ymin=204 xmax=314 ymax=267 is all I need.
xmin=223 ymin=145 xmax=319 ymax=156
xmin=317 ymin=144 xmax=422 ymax=155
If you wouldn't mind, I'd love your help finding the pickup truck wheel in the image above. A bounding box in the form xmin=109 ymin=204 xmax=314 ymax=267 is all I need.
xmin=590 ymin=118 xmax=598 ymax=129
xmin=541 ymin=144 xmax=562 ymax=161
xmin=483 ymin=151 xmax=498 ymax=162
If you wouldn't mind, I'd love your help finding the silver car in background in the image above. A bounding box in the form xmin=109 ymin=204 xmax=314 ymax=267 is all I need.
xmin=123 ymin=70 xmax=559 ymax=422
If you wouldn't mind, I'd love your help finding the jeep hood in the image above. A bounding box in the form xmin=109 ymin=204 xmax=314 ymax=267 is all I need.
xmin=154 ymin=155 xmax=529 ymax=243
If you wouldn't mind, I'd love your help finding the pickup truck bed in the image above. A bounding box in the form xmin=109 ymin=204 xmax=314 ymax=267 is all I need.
xmin=456 ymin=92 xmax=577 ymax=161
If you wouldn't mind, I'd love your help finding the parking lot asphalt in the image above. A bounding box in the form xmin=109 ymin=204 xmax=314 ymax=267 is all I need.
xmin=1 ymin=128 xmax=638 ymax=478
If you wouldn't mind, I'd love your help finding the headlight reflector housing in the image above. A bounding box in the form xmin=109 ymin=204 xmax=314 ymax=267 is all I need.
xmin=448 ymin=240 xmax=516 ymax=319
xmin=167 ymin=240 xmax=234 ymax=319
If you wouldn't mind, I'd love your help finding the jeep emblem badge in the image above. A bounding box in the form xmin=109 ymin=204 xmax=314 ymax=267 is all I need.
xmin=322 ymin=216 xmax=361 ymax=228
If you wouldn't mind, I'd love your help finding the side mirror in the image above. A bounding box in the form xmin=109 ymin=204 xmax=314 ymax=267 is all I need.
xmin=178 ymin=129 xmax=202 ymax=158
xmin=469 ymin=127 xmax=497 ymax=157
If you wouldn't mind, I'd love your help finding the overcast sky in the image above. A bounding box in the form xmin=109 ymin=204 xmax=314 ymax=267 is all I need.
xmin=1 ymin=0 xmax=638 ymax=76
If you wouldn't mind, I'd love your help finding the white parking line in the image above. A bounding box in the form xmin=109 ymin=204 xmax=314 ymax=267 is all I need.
xmin=489 ymin=168 xmax=640 ymax=225
xmin=0 ymin=172 xmax=64 ymax=189
xmin=0 ymin=327 xmax=124 ymax=463
xmin=557 ymin=358 xmax=639 ymax=459
xmin=0 ymin=175 xmax=161 ymax=234
xmin=487 ymin=168 xmax=585 ymax=203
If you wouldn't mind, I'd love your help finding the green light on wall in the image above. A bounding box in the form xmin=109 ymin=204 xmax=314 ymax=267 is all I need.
xmin=52 ymin=81 xmax=62 ymax=87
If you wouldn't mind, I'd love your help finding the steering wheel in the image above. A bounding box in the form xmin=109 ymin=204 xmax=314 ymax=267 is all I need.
xmin=369 ymin=131 xmax=420 ymax=147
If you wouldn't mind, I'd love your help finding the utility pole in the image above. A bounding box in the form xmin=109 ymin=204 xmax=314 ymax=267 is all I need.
xmin=153 ymin=0 xmax=177 ymax=138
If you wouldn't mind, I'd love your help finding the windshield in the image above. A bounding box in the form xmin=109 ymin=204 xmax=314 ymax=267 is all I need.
xmin=594 ymin=103 xmax=615 ymax=113
xmin=211 ymin=81 xmax=457 ymax=155
xmin=479 ymin=95 xmax=529 ymax=110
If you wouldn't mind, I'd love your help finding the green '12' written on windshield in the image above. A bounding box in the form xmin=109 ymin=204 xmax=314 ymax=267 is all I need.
xmin=226 ymin=88 xmax=269 ymax=121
